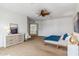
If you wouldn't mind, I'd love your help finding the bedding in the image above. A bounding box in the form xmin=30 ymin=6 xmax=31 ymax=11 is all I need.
xmin=63 ymin=33 xmax=69 ymax=40
xmin=44 ymin=35 xmax=61 ymax=42
xmin=44 ymin=39 xmax=68 ymax=46
xmin=44 ymin=33 xmax=71 ymax=46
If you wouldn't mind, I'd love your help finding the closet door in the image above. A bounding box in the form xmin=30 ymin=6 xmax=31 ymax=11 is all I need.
xmin=29 ymin=23 xmax=38 ymax=35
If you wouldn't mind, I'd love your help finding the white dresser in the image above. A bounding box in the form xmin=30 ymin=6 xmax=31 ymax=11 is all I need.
xmin=4 ymin=34 xmax=24 ymax=47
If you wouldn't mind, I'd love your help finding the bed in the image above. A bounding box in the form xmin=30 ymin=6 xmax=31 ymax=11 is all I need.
xmin=44 ymin=33 xmax=71 ymax=48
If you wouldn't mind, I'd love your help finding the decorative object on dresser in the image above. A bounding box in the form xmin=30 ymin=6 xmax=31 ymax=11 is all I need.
xmin=4 ymin=34 xmax=24 ymax=48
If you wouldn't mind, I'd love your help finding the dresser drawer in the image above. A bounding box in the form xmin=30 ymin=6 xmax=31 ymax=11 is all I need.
xmin=6 ymin=37 xmax=16 ymax=42
xmin=6 ymin=41 xmax=14 ymax=47
xmin=6 ymin=36 xmax=16 ymax=40
xmin=5 ymin=34 xmax=24 ymax=47
xmin=6 ymin=38 xmax=13 ymax=42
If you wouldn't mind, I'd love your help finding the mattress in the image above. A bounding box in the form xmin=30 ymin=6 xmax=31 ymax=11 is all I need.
xmin=44 ymin=39 xmax=68 ymax=46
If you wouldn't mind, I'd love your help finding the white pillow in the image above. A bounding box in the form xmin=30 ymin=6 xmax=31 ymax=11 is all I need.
xmin=63 ymin=33 xmax=72 ymax=41
xmin=65 ymin=35 xmax=71 ymax=41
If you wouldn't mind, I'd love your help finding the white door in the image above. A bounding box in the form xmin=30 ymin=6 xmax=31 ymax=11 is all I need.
xmin=30 ymin=24 xmax=38 ymax=35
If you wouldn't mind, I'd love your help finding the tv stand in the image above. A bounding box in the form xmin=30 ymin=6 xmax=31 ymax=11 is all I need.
xmin=4 ymin=34 xmax=24 ymax=47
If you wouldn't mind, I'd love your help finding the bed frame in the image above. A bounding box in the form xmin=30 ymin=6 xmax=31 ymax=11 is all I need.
xmin=44 ymin=42 xmax=67 ymax=49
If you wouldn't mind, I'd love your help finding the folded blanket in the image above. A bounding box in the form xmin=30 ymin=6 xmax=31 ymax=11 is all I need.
xmin=44 ymin=35 xmax=61 ymax=42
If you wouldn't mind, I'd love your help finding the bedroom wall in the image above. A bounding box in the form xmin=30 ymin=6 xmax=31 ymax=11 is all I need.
xmin=0 ymin=8 xmax=28 ymax=47
xmin=36 ymin=16 xmax=74 ymax=36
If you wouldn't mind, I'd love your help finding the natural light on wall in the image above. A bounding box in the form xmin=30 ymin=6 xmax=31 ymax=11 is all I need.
xmin=4 ymin=25 xmax=10 ymax=34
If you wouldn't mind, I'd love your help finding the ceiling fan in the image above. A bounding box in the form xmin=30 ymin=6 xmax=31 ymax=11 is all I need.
xmin=39 ymin=9 xmax=50 ymax=17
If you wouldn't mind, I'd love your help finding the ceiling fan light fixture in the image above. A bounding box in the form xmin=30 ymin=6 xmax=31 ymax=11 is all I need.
xmin=39 ymin=9 xmax=50 ymax=17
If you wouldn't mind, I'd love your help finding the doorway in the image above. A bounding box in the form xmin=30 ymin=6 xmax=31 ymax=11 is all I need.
xmin=27 ymin=16 xmax=38 ymax=38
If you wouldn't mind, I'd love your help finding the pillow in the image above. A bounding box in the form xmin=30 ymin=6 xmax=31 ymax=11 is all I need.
xmin=63 ymin=33 xmax=69 ymax=40
xmin=65 ymin=35 xmax=71 ymax=41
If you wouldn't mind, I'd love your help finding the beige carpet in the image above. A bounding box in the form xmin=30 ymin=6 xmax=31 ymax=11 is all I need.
xmin=0 ymin=37 xmax=67 ymax=56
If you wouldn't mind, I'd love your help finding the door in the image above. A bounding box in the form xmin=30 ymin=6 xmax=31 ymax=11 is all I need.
xmin=29 ymin=23 xmax=38 ymax=35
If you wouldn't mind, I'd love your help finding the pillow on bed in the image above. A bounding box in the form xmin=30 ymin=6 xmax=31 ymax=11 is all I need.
xmin=65 ymin=35 xmax=71 ymax=41
xmin=63 ymin=33 xmax=69 ymax=40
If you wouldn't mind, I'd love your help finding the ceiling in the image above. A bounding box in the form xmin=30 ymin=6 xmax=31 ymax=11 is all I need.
xmin=0 ymin=3 xmax=77 ymax=20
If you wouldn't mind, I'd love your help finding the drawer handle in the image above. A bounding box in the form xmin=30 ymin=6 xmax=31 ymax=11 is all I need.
xmin=10 ymin=40 xmax=13 ymax=41
xmin=18 ymin=40 xmax=21 ymax=41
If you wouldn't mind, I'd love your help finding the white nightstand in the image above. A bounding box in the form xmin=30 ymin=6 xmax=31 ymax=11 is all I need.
xmin=67 ymin=45 xmax=79 ymax=56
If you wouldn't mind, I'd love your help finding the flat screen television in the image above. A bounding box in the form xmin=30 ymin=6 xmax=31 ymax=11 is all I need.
xmin=10 ymin=23 xmax=18 ymax=34
xmin=10 ymin=27 xmax=18 ymax=34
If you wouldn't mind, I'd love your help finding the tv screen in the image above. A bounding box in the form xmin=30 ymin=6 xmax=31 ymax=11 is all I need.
xmin=10 ymin=27 xmax=18 ymax=34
